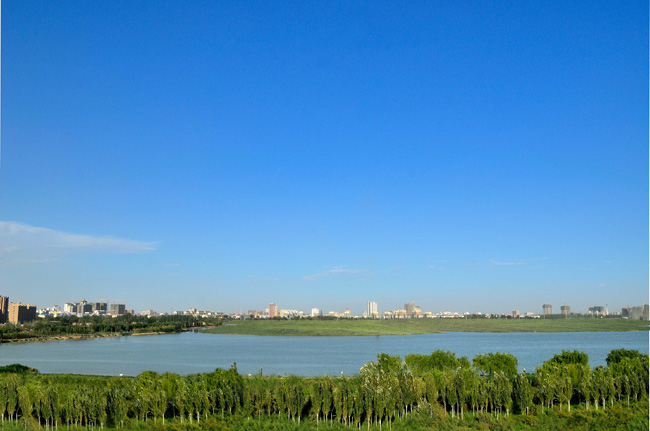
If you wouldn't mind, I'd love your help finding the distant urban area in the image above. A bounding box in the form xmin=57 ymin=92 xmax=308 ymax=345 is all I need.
xmin=1 ymin=295 xmax=648 ymax=324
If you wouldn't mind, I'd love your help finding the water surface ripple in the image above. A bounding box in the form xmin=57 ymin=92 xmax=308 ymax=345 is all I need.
xmin=2 ymin=331 xmax=647 ymax=376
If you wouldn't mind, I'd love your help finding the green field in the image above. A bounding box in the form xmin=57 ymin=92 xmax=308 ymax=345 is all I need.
xmin=200 ymin=317 xmax=649 ymax=336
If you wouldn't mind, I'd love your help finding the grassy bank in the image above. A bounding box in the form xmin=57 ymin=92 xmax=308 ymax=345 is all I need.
xmin=1 ymin=403 xmax=647 ymax=431
xmin=200 ymin=317 xmax=649 ymax=336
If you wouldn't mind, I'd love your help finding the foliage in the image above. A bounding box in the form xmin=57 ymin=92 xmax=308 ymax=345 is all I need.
xmin=0 ymin=364 xmax=37 ymax=374
xmin=0 ymin=349 xmax=646 ymax=430
xmin=472 ymin=352 xmax=518 ymax=376
xmin=546 ymin=350 xmax=589 ymax=366
xmin=405 ymin=351 xmax=471 ymax=374
xmin=0 ymin=315 xmax=218 ymax=342
xmin=606 ymin=349 xmax=648 ymax=366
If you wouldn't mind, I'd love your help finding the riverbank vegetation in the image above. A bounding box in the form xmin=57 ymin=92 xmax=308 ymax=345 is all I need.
xmin=201 ymin=316 xmax=648 ymax=336
xmin=0 ymin=315 xmax=218 ymax=343
xmin=0 ymin=349 xmax=646 ymax=430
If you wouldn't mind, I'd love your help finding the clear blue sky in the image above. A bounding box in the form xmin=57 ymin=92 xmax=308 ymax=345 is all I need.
xmin=1 ymin=1 xmax=647 ymax=315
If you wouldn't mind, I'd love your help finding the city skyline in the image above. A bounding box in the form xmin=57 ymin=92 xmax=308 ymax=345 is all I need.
xmin=29 ymin=293 xmax=649 ymax=320
xmin=1 ymin=1 xmax=647 ymax=314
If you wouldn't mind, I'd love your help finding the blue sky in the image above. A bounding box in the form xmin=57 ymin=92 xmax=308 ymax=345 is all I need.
xmin=1 ymin=1 xmax=647 ymax=315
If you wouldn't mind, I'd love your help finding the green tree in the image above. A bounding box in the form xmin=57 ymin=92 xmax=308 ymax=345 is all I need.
xmin=108 ymin=387 xmax=128 ymax=428
xmin=473 ymin=352 xmax=518 ymax=377
xmin=17 ymin=385 xmax=33 ymax=426
xmin=547 ymin=350 xmax=589 ymax=366
xmin=512 ymin=373 xmax=532 ymax=414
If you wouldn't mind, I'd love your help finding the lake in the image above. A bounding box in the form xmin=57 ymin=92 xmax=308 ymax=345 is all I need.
xmin=1 ymin=331 xmax=647 ymax=376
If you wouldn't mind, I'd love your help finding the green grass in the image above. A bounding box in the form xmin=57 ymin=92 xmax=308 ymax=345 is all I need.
xmin=200 ymin=317 xmax=649 ymax=336
xmin=3 ymin=402 xmax=647 ymax=431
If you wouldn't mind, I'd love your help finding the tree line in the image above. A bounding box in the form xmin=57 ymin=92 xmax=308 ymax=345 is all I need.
xmin=0 ymin=349 xmax=646 ymax=429
xmin=0 ymin=315 xmax=219 ymax=341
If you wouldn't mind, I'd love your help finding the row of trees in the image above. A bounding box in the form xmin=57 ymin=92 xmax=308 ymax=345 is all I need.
xmin=0 ymin=349 xmax=646 ymax=429
xmin=0 ymin=315 xmax=218 ymax=341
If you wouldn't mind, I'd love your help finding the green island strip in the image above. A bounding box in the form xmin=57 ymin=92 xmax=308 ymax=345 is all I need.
xmin=0 ymin=348 xmax=647 ymax=431
xmin=200 ymin=317 xmax=649 ymax=336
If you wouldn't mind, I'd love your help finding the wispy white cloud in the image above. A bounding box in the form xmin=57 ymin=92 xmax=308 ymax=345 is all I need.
xmin=427 ymin=264 xmax=447 ymax=271
xmin=0 ymin=221 xmax=155 ymax=264
xmin=471 ymin=259 xmax=527 ymax=267
xmin=303 ymin=266 xmax=367 ymax=280
xmin=247 ymin=275 xmax=280 ymax=281
xmin=489 ymin=261 xmax=527 ymax=266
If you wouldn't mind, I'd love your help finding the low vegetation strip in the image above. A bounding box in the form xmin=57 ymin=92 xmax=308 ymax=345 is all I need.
xmin=201 ymin=317 xmax=649 ymax=336
xmin=0 ymin=315 xmax=215 ymax=343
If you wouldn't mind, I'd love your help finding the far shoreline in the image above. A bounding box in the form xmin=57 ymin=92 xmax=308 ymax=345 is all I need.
xmin=199 ymin=317 xmax=649 ymax=337
xmin=0 ymin=330 xmax=180 ymax=345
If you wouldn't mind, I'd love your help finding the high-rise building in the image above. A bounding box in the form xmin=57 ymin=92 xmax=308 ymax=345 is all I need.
xmin=542 ymin=304 xmax=553 ymax=315
xmin=561 ymin=305 xmax=570 ymax=316
xmin=367 ymin=301 xmax=378 ymax=318
xmin=77 ymin=300 xmax=92 ymax=314
xmin=404 ymin=301 xmax=416 ymax=317
xmin=311 ymin=308 xmax=322 ymax=317
xmin=622 ymin=305 xmax=647 ymax=320
xmin=269 ymin=303 xmax=278 ymax=318
xmin=8 ymin=303 xmax=36 ymax=324
xmin=109 ymin=303 xmax=126 ymax=316
xmin=588 ymin=306 xmax=605 ymax=316
xmin=0 ymin=296 xmax=8 ymax=324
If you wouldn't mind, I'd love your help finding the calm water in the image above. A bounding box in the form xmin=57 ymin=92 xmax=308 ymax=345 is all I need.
xmin=1 ymin=331 xmax=647 ymax=377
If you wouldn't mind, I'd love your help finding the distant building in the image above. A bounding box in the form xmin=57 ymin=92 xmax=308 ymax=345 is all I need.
xmin=512 ymin=310 xmax=520 ymax=317
xmin=9 ymin=303 xmax=36 ymax=324
xmin=404 ymin=301 xmax=421 ymax=317
xmin=311 ymin=308 xmax=322 ymax=317
xmin=561 ymin=305 xmax=570 ymax=316
xmin=93 ymin=302 xmax=107 ymax=313
xmin=542 ymin=304 xmax=553 ymax=315
xmin=588 ymin=306 xmax=605 ymax=316
xmin=140 ymin=309 xmax=158 ymax=317
xmin=269 ymin=303 xmax=278 ymax=318
xmin=623 ymin=305 xmax=647 ymax=320
xmin=367 ymin=301 xmax=378 ymax=318
xmin=75 ymin=300 xmax=92 ymax=314
xmin=110 ymin=303 xmax=126 ymax=316
xmin=0 ymin=296 xmax=8 ymax=324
